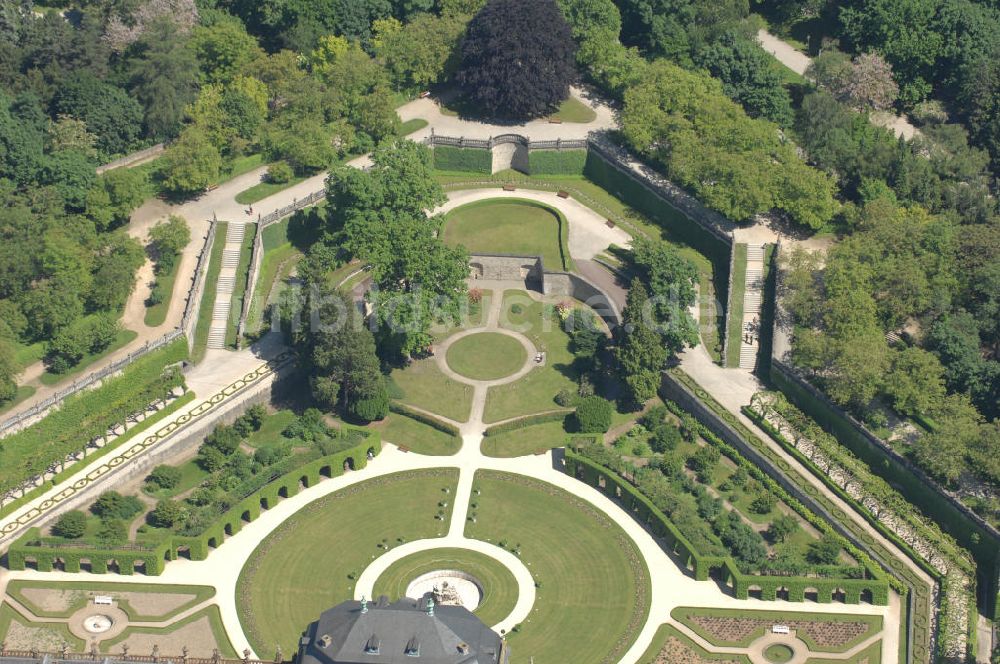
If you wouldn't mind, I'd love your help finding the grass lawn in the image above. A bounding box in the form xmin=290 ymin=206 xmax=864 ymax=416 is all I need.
xmin=235 ymin=175 xmax=308 ymax=206
xmin=436 ymin=171 xmax=726 ymax=359
xmin=144 ymin=259 xmax=180 ymax=327
xmin=372 ymin=547 xmax=518 ymax=627
xmin=466 ymin=471 xmax=649 ymax=664
xmin=446 ymin=333 xmax=526 ymax=381
xmin=443 ymin=199 xmax=570 ymax=271
xmin=0 ymin=603 xmax=84 ymax=651
xmin=39 ymin=328 xmax=138 ymax=386
xmin=246 ymin=242 xmax=301 ymax=335
xmin=484 ymin=291 xmax=579 ymax=423
xmin=805 ymin=640 xmax=882 ymax=664
xmin=13 ymin=339 xmax=45 ymax=367
xmin=142 ymin=458 xmax=210 ymax=499
xmin=766 ymin=644 xmax=795 ymax=663
xmin=376 ymin=412 xmax=462 ymax=456
xmin=397 ymin=118 xmax=429 ymax=136
xmin=237 ymin=469 xmax=459 ymax=655
xmin=0 ymin=386 xmax=36 ymax=415
xmin=245 ymin=409 xmax=298 ymax=450
xmin=637 ymin=623 xmax=752 ymax=664
xmin=389 ymin=359 xmax=474 ymax=422
xmin=726 ymin=243 xmax=748 ymax=368
xmin=481 ymin=418 xmax=571 ymax=457
xmin=431 ymin=290 xmax=492 ymax=342
xmin=549 ymin=97 xmax=597 ymax=123
xmin=192 ymin=222 xmax=227 ymax=364
xmin=227 ymin=223 xmax=257 ymax=348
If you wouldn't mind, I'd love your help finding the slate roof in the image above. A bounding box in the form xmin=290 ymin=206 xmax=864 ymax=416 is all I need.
xmin=297 ymin=594 xmax=507 ymax=664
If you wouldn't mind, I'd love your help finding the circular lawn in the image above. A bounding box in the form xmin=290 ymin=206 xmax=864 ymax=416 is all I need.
xmin=372 ymin=548 xmax=520 ymax=627
xmin=446 ymin=332 xmax=527 ymax=381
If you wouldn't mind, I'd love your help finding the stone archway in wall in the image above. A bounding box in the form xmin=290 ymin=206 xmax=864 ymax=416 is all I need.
xmin=490 ymin=143 xmax=529 ymax=174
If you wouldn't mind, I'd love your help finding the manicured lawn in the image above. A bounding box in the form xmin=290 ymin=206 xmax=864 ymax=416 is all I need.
xmin=237 ymin=470 xmax=459 ymax=656
xmin=0 ymin=603 xmax=84 ymax=650
xmin=726 ymin=243 xmax=748 ymax=368
xmin=484 ymin=291 xmax=579 ymax=423
xmin=446 ymin=332 xmax=527 ymax=381
xmin=443 ymin=199 xmax=570 ymax=271
xmin=397 ymin=118 xmax=429 ymax=136
xmin=245 ymin=409 xmax=297 ymax=450
xmin=143 ymin=458 xmax=210 ymax=499
xmin=226 ymin=224 xmax=257 ymax=348
xmin=234 ymin=175 xmax=307 ymax=205
xmin=389 ymin=359 xmax=474 ymax=422
xmin=246 ymin=241 xmax=301 ymax=335
xmin=480 ymin=418 xmax=571 ymax=457
xmin=376 ymin=413 xmax=462 ymax=456
xmin=192 ymin=222 xmax=227 ymax=364
xmin=549 ymin=96 xmax=597 ymax=123
xmin=766 ymin=644 xmax=795 ymax=663
xmin=39 ymin=329 xmax=138 ymax=386
xmin=144 ymin=259 xmax=179 ymax=327
xmin=0 ymin=386 xmax=36 ymax=415
xmin=431 ymin=290 xmax=491 ymax=342
xmin=465 ymin=471 xmax=649 ymax=664
xmin=372 ymin=547 xmax=518 ymax=627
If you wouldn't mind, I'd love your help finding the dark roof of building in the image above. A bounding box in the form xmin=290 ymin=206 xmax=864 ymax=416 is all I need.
xmin=297 ymin=594 xmax=507 ymax=664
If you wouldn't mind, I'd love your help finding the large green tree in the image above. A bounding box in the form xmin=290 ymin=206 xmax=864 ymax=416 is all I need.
xmin=129 ymin=17 xmax=200 ymax=138
xmin=455 ymin=0 xmax=577 ymax=120
xmin=616 ymin=279 xmax=668 ymax=405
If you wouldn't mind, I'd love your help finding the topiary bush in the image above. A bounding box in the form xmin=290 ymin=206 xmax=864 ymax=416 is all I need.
xmin=575 ymin=396 xmax=613 ymax=433
xmin=350 ymin=390 xmax=389 ymax=423
xmin=146 ymin=464 xmax=182 ymax=490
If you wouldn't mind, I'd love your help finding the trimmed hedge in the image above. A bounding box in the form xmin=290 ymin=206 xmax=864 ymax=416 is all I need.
xmin=583 ymin=150 xmax=729 ymax=267
xmin=564 ymin=449 xmax=888 ymax=605
xmin=483 ymin=410 xmax=571 ymax=436
xmin=9 ymin=427 xmax=381 ymax=576
xmin=527 ymin=150 xmax=587 ymax=175
xmin=433 ymin=146 xmax=492 ymax=173
xmin=388 ymin=402 xmax=460 ymax=437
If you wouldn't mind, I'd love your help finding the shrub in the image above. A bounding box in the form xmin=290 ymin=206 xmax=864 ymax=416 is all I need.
xmin=204 ymin=424 xmax=242 ymax=454
xmin=639 ymin=405 xmax=668 ymax=429
xmin=807 ymin=534 xmax=842 ymax=564
xmin=267 ymin=160 xmax=294 ymax=184
xmin=151 ymin=500 xmax=185 ymax=529
xmin=510 ymin=303 xmax=524 ymax=315
xmin=197 ymin=446 xmax=227 ymax=472
xmin=649 ymin=423 xmax=681 ymax=453
xmin=555 ymin=388 xmax=579 ymax=407
xmin=469 ymin=288 xmax=483 ymax=304
xmin=52 ymin=510 xmax=87 ymax=539
xmin=146 ymin=465 xmax=182 ymax=490
xmin=350 ymin=391 xmax=390 ymax=423
xmin=750 ymin=492 xmax=775 ymax=514
xmin=91 ymin=492 xmax=144 ymax=521
xmin=575 ymin=396 xmax=613 ymax=433
xmin=768 ymin=514 xmax=799 ymax=543
xmin=527 ymin=150 xmax=587 ymax=175
xmin=687 ymin=445 xmax=720 ymax=473
xmin=97 ymin=519 xmax=128 ymax=544
xmin=389 ymin=402 xmax=460 ymax=436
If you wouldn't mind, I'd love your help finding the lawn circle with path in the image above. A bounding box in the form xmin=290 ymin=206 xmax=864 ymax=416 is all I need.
xmin=369 ymin=547 xmax=522 ymax=628
xmin=763 ymin=643 xmax=795 ymax=663
xmin=445 ymin=332 xmax=529 ymax=381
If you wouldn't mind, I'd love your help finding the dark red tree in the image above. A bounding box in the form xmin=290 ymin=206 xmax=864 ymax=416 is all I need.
xmin=455 ymin=0 xmax=577 ymax=121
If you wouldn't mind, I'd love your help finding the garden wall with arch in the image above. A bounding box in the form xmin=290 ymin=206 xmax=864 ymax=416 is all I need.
xmin=7 ymin=429 xmax=381 ymax=576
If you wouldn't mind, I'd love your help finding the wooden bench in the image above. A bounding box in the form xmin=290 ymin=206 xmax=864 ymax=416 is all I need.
xmin=548 ymin=118 xmax=563 ymax=124
xmin=606 ymin=219 xmax=616 ymax=228
xmin=557 ymin=190 xmax=570 ymax=199
xmin=502 ymin=184 xmax=516 ymax=192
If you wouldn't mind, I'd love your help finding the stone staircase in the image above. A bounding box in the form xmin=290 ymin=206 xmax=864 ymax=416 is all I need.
xmin=207 ymin=223 xmax=246 ymax=350
xmin=738 ymin=244 xmax=767 ymax=370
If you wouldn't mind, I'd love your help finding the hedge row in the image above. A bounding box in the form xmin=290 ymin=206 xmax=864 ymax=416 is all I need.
xmin=582 ymin=150 xmax=730 ymax=267
xmin=388 ymin=402 xmax=460 ymax=437
xmin=527 ymin=150 xmax=587 ymax=175
xmin=8 ymin=427 xmax=381 ymax=576
xmin=483 ymin=410 xmax=571 ymax=436
xmin=564 ymin=450 xmax=889 ymax=605
xmin=664 ymin=368 xmax=935 ymax=664
xmin=433 ymin=146 xmax=492 ymax=173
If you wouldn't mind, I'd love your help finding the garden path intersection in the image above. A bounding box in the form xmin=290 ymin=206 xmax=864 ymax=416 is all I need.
xmin=0 ymin=87 xmax=919 ymax=664
xmin=0 ymin=288 xmax=898 ymax=663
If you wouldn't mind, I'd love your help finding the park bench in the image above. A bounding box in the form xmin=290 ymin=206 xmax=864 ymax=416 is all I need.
xmin=502 ymin=184 xmax=516 ymax=192
xmin=606 ymin=219 xmax=616 ymax=228
xmin=557 ymin=190 xmax=569 ymax=198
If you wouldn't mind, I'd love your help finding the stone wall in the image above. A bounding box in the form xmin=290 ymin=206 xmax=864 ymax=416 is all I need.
xmin=469 ymin=253 xmax=543 ymax=283
xmin=543 ymin=271 xmax=620 ymax=326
